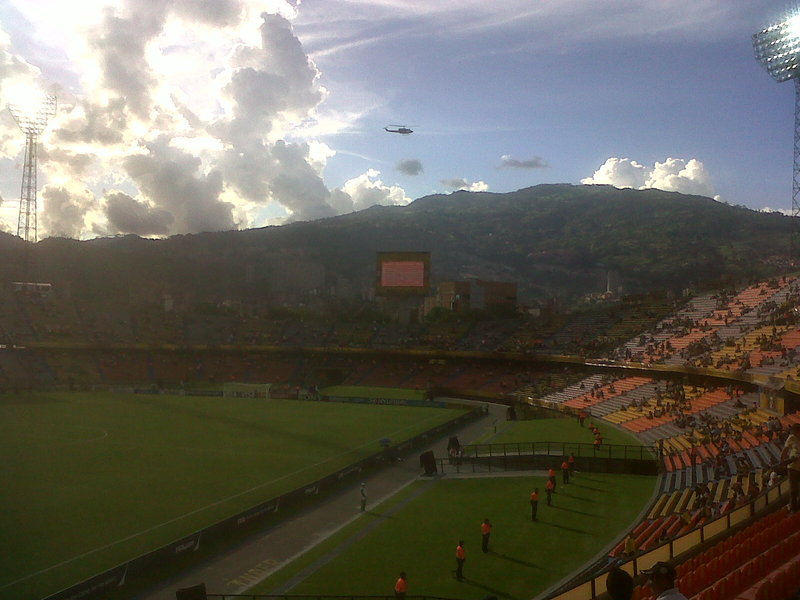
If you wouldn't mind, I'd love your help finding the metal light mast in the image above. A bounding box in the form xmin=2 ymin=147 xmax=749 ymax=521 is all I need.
xmin=8 ymin=94 xmax=56 ymax=243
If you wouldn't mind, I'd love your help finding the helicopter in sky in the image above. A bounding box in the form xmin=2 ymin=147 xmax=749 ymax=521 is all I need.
xmin=384 ymin=125 xmax=414 ymax=135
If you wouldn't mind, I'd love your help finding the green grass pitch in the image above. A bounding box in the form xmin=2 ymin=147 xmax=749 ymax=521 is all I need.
xmin=320 ymin=385 xmax=428 ymax=400
xmin=485 ymin=415 xmax=645 ymax=447
xmin=254 ymin=473 xmax=656 ymax=599
xmin=0 ymin=391 xmax=465 ymax=600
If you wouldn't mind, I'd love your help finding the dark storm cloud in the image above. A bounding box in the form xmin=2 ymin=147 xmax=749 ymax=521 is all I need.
xmin=270 ymin=140 xmax=337 ymax=222
xmin=500 ymin=154 xmax=548 ymax=169
xmin=440 ymin=178 xmax=470 ymax=189
xmin=39 ymin=147 xmax=94 ymax=176
xmin=104 ymin=191 xmax=173 ymax=236
xmin=40 ymin=185 xmax=94 ymax=238
xmin=223 ymin=12 xmax=323 ymax=137
xmin=52 ymin=98 xmax=127 ymax=146
xmin=122 ymin=136 xmax=235 ymax=234
xmin=396 ymin=159 xmax=423 ymax=176
xmin=88 ymin=6 xmax=164 ymax=119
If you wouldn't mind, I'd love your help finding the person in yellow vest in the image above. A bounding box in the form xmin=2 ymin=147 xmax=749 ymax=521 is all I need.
xmin=454 ymin=540 xmax=466 ymax=580
xmin=623 ymin=532 xmax=638 ymax=557
xmin=480 ymin=518 xmax=491 ymax=553
xmin=530 ymin=488 xmax=539 ymax=521
xmin=781 ymin=422 xmax=800 ymax=513
xmin=394 ymin=571 xmax=407 ymax=599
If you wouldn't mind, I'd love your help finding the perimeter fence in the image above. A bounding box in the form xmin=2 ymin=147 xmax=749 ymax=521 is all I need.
xmin=436 ymin=440 xmax=659 ymax=476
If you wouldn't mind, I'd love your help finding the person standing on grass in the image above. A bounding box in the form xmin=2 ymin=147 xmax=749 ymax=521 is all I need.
xmin=360 ymin=482 xmax=367 ymax=512
xmin=454 ymin=540 xmax=466 ymax=580
xmin=481 ymin=518 xmax=491 ymax=553
xmin=394 ymin=571 xmax=407 ymax=599
xmin=548 ymin=466 xmax=557 ymax=493
xmin=780 ymin=422 xmax=800 ymax=513
xmin=545 ymin=478 xmax=554 ymax=506
xmin=561 ymin=458 xmax=570 ymax=485
xmin=568 ymin=453 xmax=576 ymax=478
xmin=530 ymin=488 xmax=539 ymax=521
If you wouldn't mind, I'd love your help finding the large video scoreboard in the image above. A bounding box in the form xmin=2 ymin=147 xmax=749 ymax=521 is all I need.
xmin=376 ymin=251 xmax=431 ymax=296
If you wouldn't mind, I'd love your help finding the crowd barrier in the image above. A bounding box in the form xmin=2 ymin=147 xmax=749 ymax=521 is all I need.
xmin=542 ymin=478 xmax=791 ymax=600
xmin=41 ymin=408 xmax=483 ymax=600
xmin=441 ymin=441 xmax=659 ymax=476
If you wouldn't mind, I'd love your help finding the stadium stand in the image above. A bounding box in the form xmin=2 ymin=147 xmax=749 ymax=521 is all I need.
xmin=4 ymin=274 xmax=800 ymax=600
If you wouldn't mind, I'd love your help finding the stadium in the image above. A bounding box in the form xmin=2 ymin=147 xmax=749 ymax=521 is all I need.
xmin=3 ymin=3 xmax=800 ymax=600
xmin=2 ymin=259 xmax=800 ymax=600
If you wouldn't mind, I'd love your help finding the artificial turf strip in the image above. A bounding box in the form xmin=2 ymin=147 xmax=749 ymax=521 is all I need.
xmin=284 ymin=473 xmax=656 ymax=600
xmin=484 ymin=415 xmax=645 ymax=448
xmin=0 ymin=392 xmax=465 ymax=600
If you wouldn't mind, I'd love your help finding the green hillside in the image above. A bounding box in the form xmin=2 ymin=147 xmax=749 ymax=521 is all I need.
xmin=0 ymin=184 xmax=790 ymax=305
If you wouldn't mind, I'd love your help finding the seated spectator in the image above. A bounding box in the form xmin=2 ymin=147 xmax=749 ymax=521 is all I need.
xmin=641 ymin=561 xmax=689 ymax=600
xmin=768 ymin=469 xmax=780 ymax=488
xmin=605 ymin=567 xmax=634 ymax=600
xmin=623 ymin=533 xmax=637 ymax=557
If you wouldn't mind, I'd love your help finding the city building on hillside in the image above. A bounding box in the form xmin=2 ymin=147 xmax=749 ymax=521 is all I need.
xmin=427 ymin=279 xmax=517 ymax=313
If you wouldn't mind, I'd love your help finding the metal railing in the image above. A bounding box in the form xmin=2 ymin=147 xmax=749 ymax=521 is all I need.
xmin=433 ymin=440 xmax=659 ymax=475
xmin=544 ymin=479 xmax=790 ymax=600
xmin=461 ymin=440 xmax=657 ymax=461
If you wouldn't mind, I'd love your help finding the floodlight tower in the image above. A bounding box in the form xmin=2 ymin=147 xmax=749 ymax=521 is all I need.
xmin=8 ymin=94 xmax=56 ymax=243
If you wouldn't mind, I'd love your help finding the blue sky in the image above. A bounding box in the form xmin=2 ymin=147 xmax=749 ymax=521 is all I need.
xmin=0 ymin=0 xmax=796 ymax=239
xmin=294 ymin=0 xmax=797 ymax=210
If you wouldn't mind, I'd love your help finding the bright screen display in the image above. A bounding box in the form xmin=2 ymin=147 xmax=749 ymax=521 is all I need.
xmin=381 ymin=261 xmax=426 ymax=287
xmin=376 ymin=252 xmax=430 ymax=295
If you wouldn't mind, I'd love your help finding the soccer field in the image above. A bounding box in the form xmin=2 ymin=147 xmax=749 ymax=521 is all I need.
xmin=253 ymin=473 xmax=657 ymax=599
xmin=0 ymin=392 xmax=465 ymax=600
xmin=485 ymin=414 xmax=645 ymax=448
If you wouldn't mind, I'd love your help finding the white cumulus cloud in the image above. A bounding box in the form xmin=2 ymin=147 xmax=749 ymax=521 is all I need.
xmin=0 ymin=1 xmax=411 ymax=239
xmin=337 ymin=168 xmax=410 ymax=212
xmin=441 ymin=178 xmax=489 ymax=192
xmin=581 ymin=157 xmax=719 ymax=200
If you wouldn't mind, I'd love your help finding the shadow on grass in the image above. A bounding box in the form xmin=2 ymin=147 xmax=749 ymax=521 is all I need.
xmin=571 ymin=483 xmax=604 ymax=491
xmin=538 ymin=520 xmax=590 ymax=535
xmin=559 ymin=492 xmax=594 ymax=502
xmin=492 ymin=551 xmax=542 ymax=569
xmin=462 ymin=576 xmax=520 ymax=600
xmin=550 ymin=505 xmax=598 ymax=517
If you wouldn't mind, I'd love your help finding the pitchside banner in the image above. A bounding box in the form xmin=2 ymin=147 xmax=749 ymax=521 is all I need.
xmin=376 ymin=251 xmax=431 ymax=296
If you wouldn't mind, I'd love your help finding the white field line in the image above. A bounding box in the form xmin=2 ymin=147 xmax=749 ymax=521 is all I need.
xmin=1 ymin=412 xmax=448 ymax=590
xmin=236 ymin=478 xmax=419 ymax=594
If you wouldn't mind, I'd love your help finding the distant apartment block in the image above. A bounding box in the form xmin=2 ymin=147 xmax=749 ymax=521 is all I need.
xmin=427 ymin=280 xmax=517 ymax=313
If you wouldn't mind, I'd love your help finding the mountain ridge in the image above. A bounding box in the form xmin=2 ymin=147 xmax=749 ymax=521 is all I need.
xmin=0 ymin=184 xmax=791 ymax=305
